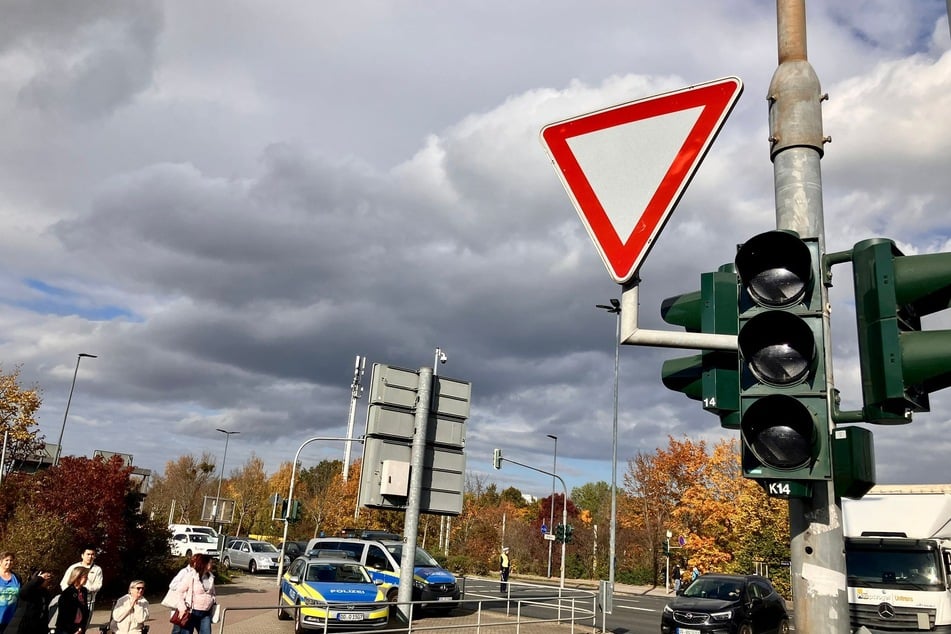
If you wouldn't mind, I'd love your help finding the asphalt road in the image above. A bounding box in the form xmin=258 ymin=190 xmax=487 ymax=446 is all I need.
xmin=90 ymin=572 xmax=767 ymax=633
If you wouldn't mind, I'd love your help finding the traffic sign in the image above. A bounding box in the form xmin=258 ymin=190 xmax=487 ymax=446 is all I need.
xmin=540 ymin=77 xmax=743 ymax=283
xmin=544 ymin=533 xmax=557 ymax=541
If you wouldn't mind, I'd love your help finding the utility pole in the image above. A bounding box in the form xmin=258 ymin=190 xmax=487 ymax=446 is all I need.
xmin=770 ymin=2 xmax=847 ymax=631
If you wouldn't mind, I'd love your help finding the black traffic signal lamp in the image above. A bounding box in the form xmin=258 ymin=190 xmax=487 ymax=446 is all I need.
xmin=661 ymin=266 xmax=740 ymax=428
xmin=493 ymin=448 xmax=502 ymax=470
xmin=735 ymin=230 xmax=831 ymax=489
xmin=555 ymin=523 xmax=565 ymax=543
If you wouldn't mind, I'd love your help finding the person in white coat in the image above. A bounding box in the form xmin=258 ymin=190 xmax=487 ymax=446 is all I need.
xmin=110 ymin=580 xmax=149 ymax=633
xmin=60 ymin=548 xmax=102 ymax=613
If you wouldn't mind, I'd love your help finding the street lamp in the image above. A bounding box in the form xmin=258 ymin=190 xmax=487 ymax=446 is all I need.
xmin=213 ymin=428 xmax=240 ymax=533
xmin=547 ymin=433 xmax=558 ymax=578
xmin=53 ymin=353 xmax=97 ymax=467
xmin=597 ymin=298 xmax=621 ymax=595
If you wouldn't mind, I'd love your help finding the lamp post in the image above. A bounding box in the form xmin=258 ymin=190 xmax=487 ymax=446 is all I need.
xmin=213 ymin=428 xmax=240 ymax=533
xmin=597 ymin=298 xmax=621 ymax=596
xmin=53 ymin=353 xmax=97 ymax=467
xmin=547 ymin=433 xmax=558 ymax=578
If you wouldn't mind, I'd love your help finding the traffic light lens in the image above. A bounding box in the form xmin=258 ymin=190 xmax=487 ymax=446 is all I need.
xmin=739 ymin=312 xmax=816 ymax=386
xmin=743 ymin=395 xmax=814 ymax=469
xmin=736 ymin=231 xmax=812 ymax=308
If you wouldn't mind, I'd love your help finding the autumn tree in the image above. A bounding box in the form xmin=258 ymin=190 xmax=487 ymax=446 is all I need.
xmin=0 ymin=455 xmax=174 ymax=599
xmin=144 ymin=453 xmax=216 ymax=524
xmin=227 ymin=454 xmax=269 ymax=536
xmin=0 ymin=366 xmax=43 ymax=473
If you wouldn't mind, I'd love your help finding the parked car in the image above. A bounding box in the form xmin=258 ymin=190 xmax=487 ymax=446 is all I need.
xmin=169 ymin=524 xmax=219 ymax=541
xmin=278 ymin=540 xmax=310 ymax=567
xmin=278 ymin=554 xmax=389 ymax=630
xmin=222 ymin=539 xmax=281 ymax=574
xmin=305 ymin=537 xmax=459 ymax=611
xmin=169 ymin=532 xmax=219 ymax=558
xmin=660 ymin=573 xmax=789 ymax=634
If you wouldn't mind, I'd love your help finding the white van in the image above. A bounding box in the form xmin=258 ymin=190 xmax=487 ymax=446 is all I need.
xmin=168 ymin=524 xmax=219 ymax=540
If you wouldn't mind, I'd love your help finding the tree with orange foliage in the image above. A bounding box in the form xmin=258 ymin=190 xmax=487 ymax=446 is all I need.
xmin=0 ymin=366 xmax=43 ymax=473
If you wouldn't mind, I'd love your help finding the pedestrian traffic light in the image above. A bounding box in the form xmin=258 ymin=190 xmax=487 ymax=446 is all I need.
xmin=493 ymin=448 xmax=502 ymax=470
xmin=849 ymin=238 xmax=951 ymax=423
xmin=735 ymin=230 xmax=831 ymax=488
xmin=555 ymin=523 xmax=565 ymax=543
xmin=660 ymin=266 xmax=740 ymax=428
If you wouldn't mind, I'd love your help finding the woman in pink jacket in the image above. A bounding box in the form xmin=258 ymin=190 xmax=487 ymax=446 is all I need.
xmin=169 ymin=554 xmax=216 ymax=634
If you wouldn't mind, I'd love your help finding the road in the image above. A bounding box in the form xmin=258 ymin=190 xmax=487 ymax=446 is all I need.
xmin=98 ymin=573 xmax=783 ymax=633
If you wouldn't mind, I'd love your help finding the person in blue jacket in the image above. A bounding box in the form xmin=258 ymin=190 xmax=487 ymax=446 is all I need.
xmin=0 ymin=552 xmax=21 ymax=634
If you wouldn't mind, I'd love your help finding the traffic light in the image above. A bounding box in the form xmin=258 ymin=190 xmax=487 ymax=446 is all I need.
xmin=493 ymin=448 xmax=502 ymax=470
xmin=660 ymin=266 xmax=740 ymax=428
xmin=850 ymin=238 xmax=951 ymax=423
xmin=564 ymin=524 xmax=574 ymax=544
xmin=735 ymin=230 xmax=831 ymax=490
xmin=280 ymin=499 xmax=289 ymax=519
xmin=289 ymin=500 xmax=302 ymax=522
xmin=555 ymin=523 xmax=565 ymax=543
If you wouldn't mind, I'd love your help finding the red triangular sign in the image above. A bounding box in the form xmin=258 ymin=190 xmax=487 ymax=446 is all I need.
xmin=541 ymin=77 xmax=743 ymax=283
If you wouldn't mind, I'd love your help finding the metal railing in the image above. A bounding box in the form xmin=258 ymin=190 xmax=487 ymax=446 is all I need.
xmin=214 ymin=578 xmax=598 ymax=633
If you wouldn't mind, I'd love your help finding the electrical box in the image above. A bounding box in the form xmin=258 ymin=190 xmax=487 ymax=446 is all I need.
xmin=380 ymin=460 xmax=410 ymax=496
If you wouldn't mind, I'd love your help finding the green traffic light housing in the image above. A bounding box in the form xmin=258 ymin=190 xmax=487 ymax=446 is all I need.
xmin=493 ymin=448 xmax=502 ymax=470
xmin=848 ymin=238 xmax=951 ymax=423
xmin=736 ymin=230 xmax=832 ymax=485
xmin=660 ymin=266 xmax=740 ymax=428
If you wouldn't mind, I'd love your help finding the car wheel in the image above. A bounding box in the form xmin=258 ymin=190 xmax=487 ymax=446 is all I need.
xmin=249 ymin=560 xmax=257 ymax=574
xmin=294 ymin=601 xmax=304 ymax=634
xmin=777 ymin=618 xmax=790 ymax=634
xmin=222 ymin=557 xmax=231 ymax=570
xmin=737 ymin=624 xmax=753 ymax=634
xmin=277 ymin=590 xmax=290 ymax=620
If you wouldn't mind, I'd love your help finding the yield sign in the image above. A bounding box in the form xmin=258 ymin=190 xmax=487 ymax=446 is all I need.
xmin=541 ymin=77 xmax=743 ymax=283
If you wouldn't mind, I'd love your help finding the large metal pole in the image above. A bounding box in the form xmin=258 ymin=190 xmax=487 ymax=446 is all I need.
xmin=342 ymin=355 xmax=366 ymax=482
xmin=54 ymin=353 xmax=97 ymax=467
xmin=547 ymin=434 xmax=557 ymax=578
xmin=213 ymin=429 xmax=239 ymax=533
xmin=597 ymin=299 xmax=621 ymax=603
xmin=770 ymin=2 xmax=847 ymax=632
xmin=396 ymin=366 xmax=433 ymax=622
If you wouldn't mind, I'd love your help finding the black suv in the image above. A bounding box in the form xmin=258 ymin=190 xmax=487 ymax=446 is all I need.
xmin=661 ymin=573 xmax=789 ymax=634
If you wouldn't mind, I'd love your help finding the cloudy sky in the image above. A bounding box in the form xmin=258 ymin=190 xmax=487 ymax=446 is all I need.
xmin=2 ymin=1 xmax=950 ymax=504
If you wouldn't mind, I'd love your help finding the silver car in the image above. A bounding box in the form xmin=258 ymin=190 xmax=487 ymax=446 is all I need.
xmin=222 ymin=539 xmax=281 ymax=574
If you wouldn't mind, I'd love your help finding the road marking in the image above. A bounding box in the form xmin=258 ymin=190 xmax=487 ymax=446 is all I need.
xmin=615 ymin=605 xmax=656 ymax=612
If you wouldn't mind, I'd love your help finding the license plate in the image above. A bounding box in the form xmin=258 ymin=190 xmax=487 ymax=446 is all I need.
xmin=676 ymin=629 xmax=700 ymax=634
xmin=437 ymin=596 xmax=453 ymax=601
xmin=337 ymin=613 xmax=364 ymax=621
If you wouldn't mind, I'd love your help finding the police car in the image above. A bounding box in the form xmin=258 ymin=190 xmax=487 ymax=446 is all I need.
xmin=278 ymin=554 xmax=390 ymax=630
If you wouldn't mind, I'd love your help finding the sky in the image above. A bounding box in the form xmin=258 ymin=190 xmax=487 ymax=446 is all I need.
xmin=1 ymin=1 xmax=950 ymax=506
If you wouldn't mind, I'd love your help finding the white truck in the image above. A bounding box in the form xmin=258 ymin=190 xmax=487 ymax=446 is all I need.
xmin=843 ymin=486 xmax=951 ymax=633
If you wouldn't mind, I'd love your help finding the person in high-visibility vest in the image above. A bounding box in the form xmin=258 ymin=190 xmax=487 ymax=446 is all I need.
xmin=499 ymin=547 xmax=510 ymax=593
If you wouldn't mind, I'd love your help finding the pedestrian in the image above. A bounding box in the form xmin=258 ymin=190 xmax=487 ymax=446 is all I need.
xmin=60 ymin=547 xmax=102 ymax=613
xmin=169 ymin=554 xmax=216 ymax=634
xmin=672 ymin=563 xmax=682 ymax=593
xmin=0 ymin=552 xmax=21 ymax=634
xmin=54 ymin=566 xmax=89 ymax=634
xmin=499 ymin=546 xmax=510 ymax=593
xmin=14 ymin=569 xmax=55 ymax=634
xmin=110 ymin=580 xmax=149 ymax=633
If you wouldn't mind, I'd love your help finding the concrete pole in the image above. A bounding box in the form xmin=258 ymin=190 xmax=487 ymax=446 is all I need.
xmin=769 ymin=2 xmax=847 ymax=632
xmin=396 ymin=367 xmax=432 ymax=622
xmin=342 ymin=356 xmax=366 ymax=482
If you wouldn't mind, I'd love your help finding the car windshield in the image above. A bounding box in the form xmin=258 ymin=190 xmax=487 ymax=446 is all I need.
xmin=251 ymin=542 xmax=278 ymax=553
xmin=683 ymin=578 xmax=745 ymax=601
xmin=189 ymin=534 xmax=216 ymax=543
xmin=386 ymin=545 xmax=440 ymax=567
xmin=305 ymin=563 xmax=372 ymax=584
